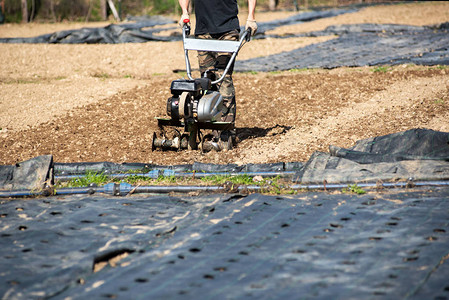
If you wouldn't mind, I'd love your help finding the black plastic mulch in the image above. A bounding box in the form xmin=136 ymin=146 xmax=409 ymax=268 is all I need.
xmin=0 ymin=9 xmax=354 ymax=44
xmin=0 ymin=15 xmax=177 ymax=44
xmin=295 ymin=129 xmax=449 ymax=184
xmin=1 ymin=129 xmax=447 ymax=192
xmin=236 ymin=22 xmax=449 ymax=71
xmin=2 ymin=8 xmax=448 ymax=68
xmin=51 ymin=128 xmax=449 ymax=185
xmin=1 ymin=188 xmax=449 ymax=299
xmin=252 ymin=8 xmax=357 ymax=34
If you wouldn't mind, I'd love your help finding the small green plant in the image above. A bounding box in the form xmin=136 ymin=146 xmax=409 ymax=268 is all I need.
xmin=269 ymin=71 xmax=282 ymax=75
xmin=265 ymin=177 xmax=297 ymax=195
xmin=201 ymin=174 xmax=255 ymax=185
xmin=125 ymin=175 xmax=152 ymax=185
xmin=56 ymin=172 xmax=302 ymax=195
xmin=342 ymin=184 xmax=366 ymax=195
xmin=155 ymin=175 xmax=177 ymax=184
xmin=66 ymin=172 xmax=110 ymax=188
xmin=434 ymin=98 xmax=445 ymax=104
xmin=16 ymin=78 xmax=39 ymax=84
xmin=124 ymin=74 xmax=133 ymax=79
xmin=93 ymin=72 xmax=111 ymax=79
xmin=269 ymin=179 xmax=282 ymax=194
xmin=290 ymin=68 xmax=308 ymax=73
xmin=176 ymin=71 xmax=187 ymax=78
xmin=372 ymin=66 xmax=390 ymax=73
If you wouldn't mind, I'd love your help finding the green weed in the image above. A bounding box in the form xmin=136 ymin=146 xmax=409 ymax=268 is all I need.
xmin=372 ymin=66 xmax=390 ymax=73
xmin=201 ymin=174 xmax=255 ymax=185
xmin=290 ymin=68 xmax=309 ymax=73
xmin=125 ymin=175 xmax=152 ymax=184
xmin=57 ymin=172 xmax=300 ymax=195
xmin=155 ymin=175 xmax=177 ymax=184
xmin=245 ymin=71 xmax=258 ymax=75
xmin=66 ymin=172 xmax=110 ymax=188
xmin=177 ymin=71 xmax=187 ymax=78
xmin=264 ymin=177 xmax=297 ymax=195
xmin=342 ymin=184 xmax=366 ymax=195
xmin=93 ymin=72 xmax=111 ymax=79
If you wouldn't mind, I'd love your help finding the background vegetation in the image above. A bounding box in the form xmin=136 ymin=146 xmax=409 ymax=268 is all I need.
xmin=1 ymin=0 xmax=396 ymax=23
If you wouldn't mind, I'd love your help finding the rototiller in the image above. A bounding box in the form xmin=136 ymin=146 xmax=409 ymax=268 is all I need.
xmin=152 ymin=20 xmax=251 ymax=152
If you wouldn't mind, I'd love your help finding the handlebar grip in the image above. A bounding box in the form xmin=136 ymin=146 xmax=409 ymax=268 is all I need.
xmin=246 ymin=28 xmax=252 ymax=42
xmin=183 ymin=20 xmax=191 ymax=36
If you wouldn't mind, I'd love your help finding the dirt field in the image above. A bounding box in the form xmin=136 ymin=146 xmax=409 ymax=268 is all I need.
xmin=1 ymin=2 xmax=449 ymax=166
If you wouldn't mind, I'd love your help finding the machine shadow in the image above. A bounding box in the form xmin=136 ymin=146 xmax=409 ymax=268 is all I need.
xmin=236 ymin=124 xmax=292 ymax=143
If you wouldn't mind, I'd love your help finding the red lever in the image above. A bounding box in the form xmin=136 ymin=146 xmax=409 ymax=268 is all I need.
xmin=183 ymin=19 xmax=190 ymax=24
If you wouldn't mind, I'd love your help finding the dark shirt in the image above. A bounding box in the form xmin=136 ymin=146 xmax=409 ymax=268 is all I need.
xmin=194 ymin=0 xmax=240 ymax=35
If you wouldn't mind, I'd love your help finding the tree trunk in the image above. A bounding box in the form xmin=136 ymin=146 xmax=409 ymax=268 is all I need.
xmin=100 ymin=0 xmax=107 ymax=21
xmin=85 ymin=0 xmax=93 ymax=22
xmin=30 ymin=0 xmax=35 ymax=22
xmin=0 ymin=0 xmax=5 ymax=24
xmin=293 ymin=0 xmax=299 ymax=11
xmin=268 ymin=0 xmax=278 ymax=11
xmin=50 ymin=0 xmax=56 ymax=22
xmin=21 ymin=0 xmax=28 ymax=23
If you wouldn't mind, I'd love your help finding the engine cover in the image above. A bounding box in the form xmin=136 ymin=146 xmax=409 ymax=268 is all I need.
xmin=166 ymin=96 xmax=180 ymax=119
xmin=197 ymin=91 xmax=223 ymax=122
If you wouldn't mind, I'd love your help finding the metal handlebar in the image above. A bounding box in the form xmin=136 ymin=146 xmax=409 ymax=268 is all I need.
xmin=182 ymin=24 xmax=251 ymax=84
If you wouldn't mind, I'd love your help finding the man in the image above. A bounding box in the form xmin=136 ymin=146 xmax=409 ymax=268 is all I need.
xmin=178 ymin=0 xmax=257 ymax=142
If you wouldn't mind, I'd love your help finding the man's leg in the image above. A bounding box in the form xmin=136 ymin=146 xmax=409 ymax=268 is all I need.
xmin=197 ymin=33 xmax=216 ymax=81
xmin=196 ymin=30 xmax=239 ymax=144
xmin=215 ymin=30 xmax=239 ymax=124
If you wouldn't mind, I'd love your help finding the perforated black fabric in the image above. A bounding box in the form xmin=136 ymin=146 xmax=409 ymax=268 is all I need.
xmin=1 ymin=189 xmax=449 ymax=299
xmin=236 ymin=23 xmax=449 ymax=71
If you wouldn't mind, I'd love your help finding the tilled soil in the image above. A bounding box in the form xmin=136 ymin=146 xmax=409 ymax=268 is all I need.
xmin=1 ymin=2 xmax=449 ymax=165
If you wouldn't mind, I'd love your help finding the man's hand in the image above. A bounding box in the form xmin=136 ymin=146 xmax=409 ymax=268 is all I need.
xmin=245 ymin=19 xmax=257 ymax=36
xmin=178 ymin=13 xmax=190 ymax=27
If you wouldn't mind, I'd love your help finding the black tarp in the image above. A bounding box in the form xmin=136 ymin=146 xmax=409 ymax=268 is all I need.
xmin=0 ymin=155 xmax=53 ymax=191
xmin=2 ymin=9 xmax=448 ymax=68
xmin=1 ymin=188 xmax=449 ymax=299
xmin=0 ymin=10 xmax=354 ymax=44
xmin=2 ymin=129 xmax=449 ymax=298
xmin=294 ymin=129 xmax=449 ymax=184
xmin=0 ymin=15 xmax=177 ymax=44
xmin=236 ymin=23 xmax=449 ymax=71
xmin=51 ymin=129 xmax=449 ymax=185
xmin=252 ymin=8 xmax=357 ymax=34
xmin=1 ymin=129 xmax=448 ymax=191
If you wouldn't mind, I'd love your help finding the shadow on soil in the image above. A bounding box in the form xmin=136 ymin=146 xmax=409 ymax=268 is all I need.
xmin=237 ymin=124 xmax=292 ymax=142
